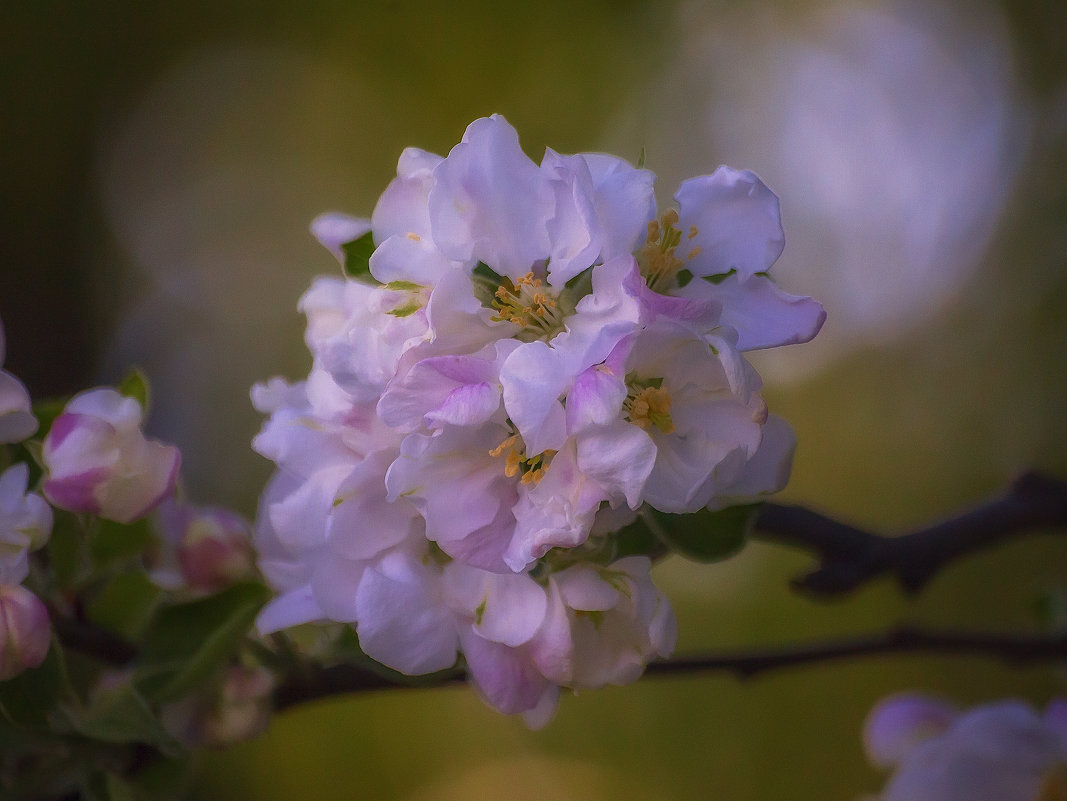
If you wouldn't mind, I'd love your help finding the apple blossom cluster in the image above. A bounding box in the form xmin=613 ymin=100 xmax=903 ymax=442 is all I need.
xmin=251 ymin=114 xmax=824 ymax=722
xmin=0 ymin=319 xmax=52 ymax=680
xmin=863 ymin=694 xmax=1067 ymax=801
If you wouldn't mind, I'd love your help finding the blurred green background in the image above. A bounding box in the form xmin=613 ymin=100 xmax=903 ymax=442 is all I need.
xmin=2 ymin=0 xmax=1065 ymax=798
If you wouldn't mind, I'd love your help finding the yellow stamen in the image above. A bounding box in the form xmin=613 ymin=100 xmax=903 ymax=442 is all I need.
xmin=626 ymin=385 xmax=675 ymax=434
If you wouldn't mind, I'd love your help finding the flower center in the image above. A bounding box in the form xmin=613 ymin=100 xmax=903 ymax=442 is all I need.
xmin=636 ymin=209 xmax=701 ymax=292
xmin=490 ymin=272 xmax=568 ymax=341
xmin=488 ymin=433 xmax=557 ymax=485
xmin=624 ymin=378 xmax=675 ymax=434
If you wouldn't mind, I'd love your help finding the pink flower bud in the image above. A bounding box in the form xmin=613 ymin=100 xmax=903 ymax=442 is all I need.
xmin=42 ymin=388 xmax=180 ymax=524
xmin=176 ymin=508 xmax=256 ymax=592
xmin=0 ymin=584 xmax=50 ymax=680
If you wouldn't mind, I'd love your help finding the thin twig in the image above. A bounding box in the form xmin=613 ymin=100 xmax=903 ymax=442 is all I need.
xmin=752 ymin=471 xmax=1067 ymax=596
xmin=272 ymin=626 xmax=1067 ymax=711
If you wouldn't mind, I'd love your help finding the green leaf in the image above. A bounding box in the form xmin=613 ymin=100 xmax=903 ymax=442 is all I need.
xmin=0 ymin=639 xmax=67 ymax=728
xmin=86 ymin=572 xmax=162 ymax=641
xmin=340 ymin=230 xmax=378 ymax=282
xmin=636 ymin=146 xmax=646 ymax=169
xmin=608 ymin=515 xmax=664 ymax=560
xmin=57 ymin=684 xmax=180 ymax=756
xmin=135 ymin=582 xmax=271 ymax=703
xmin=84 ymin=771 xmax=137 ymax=801
xmin=117 ymin=368 xmax=150 ymax=413
xmin=89 ymin=516 xmax=154 ymax=568
xmin=47 ymin=510 xmax=87 ymax=590
xmin=31 ymin=396 xmax=69 ymax=440
xmin=643 ymin=504 xmax=761 ymax=563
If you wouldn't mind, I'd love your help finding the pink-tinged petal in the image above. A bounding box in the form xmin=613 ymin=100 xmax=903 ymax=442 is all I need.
xmin=43 ymin=467 xmax=110 ymax=515
xmin=355 ymin=550 xmax=457 ymax=675
xmin=255 ymin=586 xmax=324 ymax=634
xmin=0 ymin=584 xmax=50 ymax=680
xmin=683 ymin=272 xmax=826 ymax=351
xmin=576 ymin=422 xmax=656 ymax=510
xmin=580 ymin=153 xmax=656 ymax=262
xmin=528 ymin=583 xmax=574 ymax=684
xmin=309 ymin=212 xmax=372 ymax=263
xmin=1044 ymin=699 xmax=1067 ymax=755
xmin=429 ymin=115 xmax=551 ymax=279
xmin=310 ymin=556 xmax=365 ymax=623
xmin=460 ymin=628 xmax=550 ymax=715
xmin=863 ymin=693 xmax=960 ymax=769
xmin=506 ymin=442 xmax=604 ymax=572
xmin=0 ymin=371 xmax=36 ymax=443
xmin=268 ymin=465 xmax=351 ymax=551
xmin=642 ymin=433 xmax=739 ymax=514
xmin=710 ymin=415 xmax=796 ymax=510
xmin=384 ymin=425 xmax=517 ymax=546
xmin=566 ymin=364 xmax=627 ymax=434
xmin=104 ymin=441 xmax=181 ymax=524
xmin=64 ymin=388 xmax=142 ymax=431
xmin=0 ymin=462 xmax=29 ymax=509
xmin=500 ymin=341 xmax=568 ymax=456
xmin=368 ymin=232 xmax=452 ymax=286
xmin=675 ymin=167 xmax=784 ymax=280
xmin=327 ymin=451 xmax=419 ymax=561
xmin=555 ymin=565 xmax=620 ymax=612
xmin=43 ymin=412 xmax=83 ymax=451
xmin=521 ymin=685 xmax=559 ymax=730
xmin=542 ymin=149 xmax=600 ymax=285
xmin=372 ymin=147 xmax=442 ymax=243
xmin=378 ymin=349 xmax=500 ymax=432
xmin=474 ymin=572 xmax=547 ymax=648
xmin=434 ymin=499 xmax=513 ymax=573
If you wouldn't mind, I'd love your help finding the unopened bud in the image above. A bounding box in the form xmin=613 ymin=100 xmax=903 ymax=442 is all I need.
xmin=177 ymin=509 xmax=256 ymax=592
xmin=0 ymin=584 xmax=50 ymax=680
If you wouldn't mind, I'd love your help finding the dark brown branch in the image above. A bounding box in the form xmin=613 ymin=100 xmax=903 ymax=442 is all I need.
xmin=272 ymin=626 xmax=1067 ymax=712
xmin=752 ymin=471 xmax=1067 ymax=597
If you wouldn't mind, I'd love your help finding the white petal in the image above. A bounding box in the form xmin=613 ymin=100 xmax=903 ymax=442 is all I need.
xmin=500 ymin=341 xmax=568 ymax=456
xmin=429 ymin=115 xmax=550 ymax=278
xmin=309 ymin=212 xmax=372 ymax=263
xmin=675 ymin=167 xmax=784 ymax=280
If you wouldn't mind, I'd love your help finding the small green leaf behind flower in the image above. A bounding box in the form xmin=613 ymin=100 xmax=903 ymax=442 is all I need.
xmin=135 ymin=582 xmax=271 ymax=704
xmin=341 ymin=230 xmax=378 ymax=282
xmin=117 ymin=368 xmax=151 ymax=414
xmin=643 ymin=504 xmax=761 ymax=563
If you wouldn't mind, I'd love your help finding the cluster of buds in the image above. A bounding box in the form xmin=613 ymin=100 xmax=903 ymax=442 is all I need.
xmin=252 ymin=115 xmax=823 ymax=722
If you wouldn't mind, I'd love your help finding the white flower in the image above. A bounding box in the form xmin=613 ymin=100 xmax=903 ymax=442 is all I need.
xmin=0 ymin=318 xmax=37 ymax=444
xmin=864 ymin=694 xmax=1067 ymax=801
xmin=0 ymin=463 xmax=53 ymax=585
xmin=251 ymin=114 xmax=821 ymax=720
xmin=529 ymin=556 xmax=676 ymax=689
xmin=42 ymin=388 xmax=180 ymax=524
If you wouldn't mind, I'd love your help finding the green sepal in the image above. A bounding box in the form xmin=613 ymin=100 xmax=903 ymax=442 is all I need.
xmin=702 ymin=268 xmax=737 ymax=285
xmin=341 ymin=230 xmax=378 ymax=282
xmin=117 ymin=368 xmax=150 ymax=413
xmin=644 ymin=503 xmax=761 ymax=563
xmin=135 ymin=582 xmax=271 ymax=704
